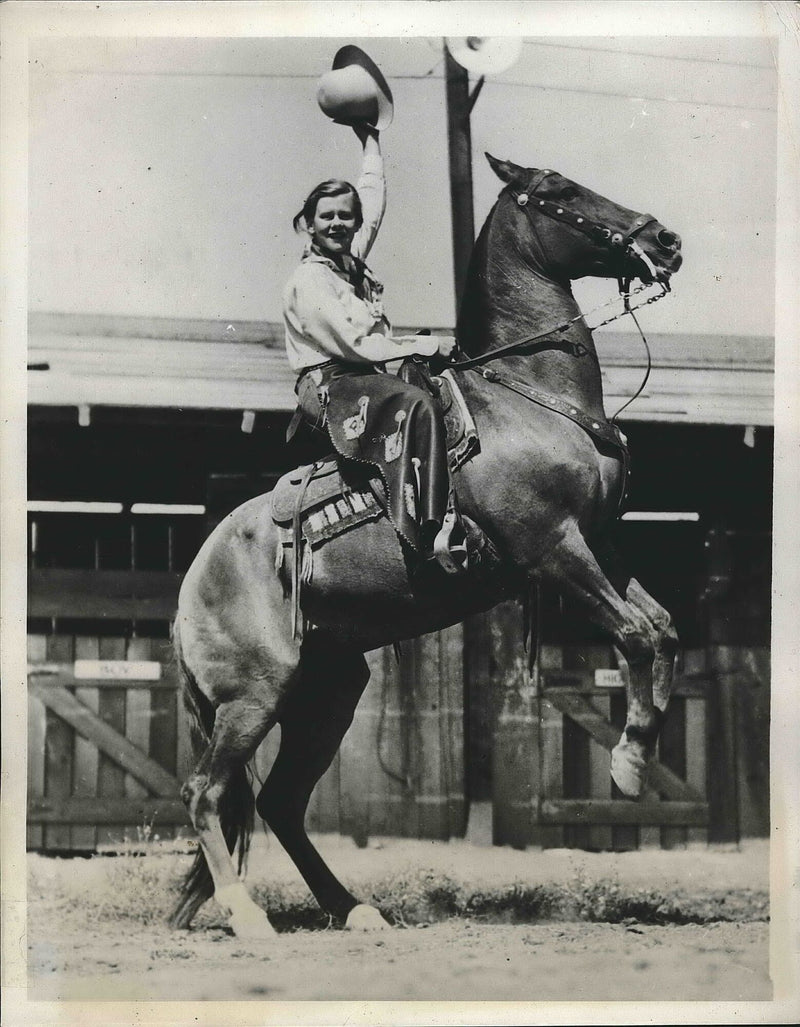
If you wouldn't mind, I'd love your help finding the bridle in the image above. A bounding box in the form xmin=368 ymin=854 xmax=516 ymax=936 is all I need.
xmin=511 ymin=168 xmax=660 ymax=268
xmin=448 ymin=169 xmax=672 ymax=417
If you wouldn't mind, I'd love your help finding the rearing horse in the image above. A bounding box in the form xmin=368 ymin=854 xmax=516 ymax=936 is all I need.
xmin=169 ymin=153 xmax=683 ymax=939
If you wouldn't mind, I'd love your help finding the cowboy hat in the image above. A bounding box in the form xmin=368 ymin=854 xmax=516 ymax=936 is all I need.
xmin=317 ymin=45 xmax=394 ymax=130
xmin=445 ymin=37 xmax=523 ymax=76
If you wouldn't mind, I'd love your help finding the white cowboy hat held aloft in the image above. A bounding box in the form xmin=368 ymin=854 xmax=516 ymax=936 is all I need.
xmin=317 ymin=45 xmax=394 ymax=130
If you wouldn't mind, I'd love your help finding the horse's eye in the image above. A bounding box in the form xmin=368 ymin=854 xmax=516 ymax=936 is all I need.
xmin=559 ymin=187 xmax=579 ymax=202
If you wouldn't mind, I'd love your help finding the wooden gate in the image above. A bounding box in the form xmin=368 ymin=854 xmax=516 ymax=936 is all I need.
xmin=27 ymin=626 xmax=466 ymax=851
xmin=27 ymin=632 xmax=191 ymax=850
xmin=482 ymin=602 xmax=709 ymax=851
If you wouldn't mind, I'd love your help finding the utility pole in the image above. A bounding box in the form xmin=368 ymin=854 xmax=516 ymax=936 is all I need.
xmin=444 ymin=47 xmax=476 ymax=318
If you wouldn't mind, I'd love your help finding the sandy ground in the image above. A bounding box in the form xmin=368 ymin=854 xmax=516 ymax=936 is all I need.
xmin=26 ymin=835 xmax=772 ymax=1003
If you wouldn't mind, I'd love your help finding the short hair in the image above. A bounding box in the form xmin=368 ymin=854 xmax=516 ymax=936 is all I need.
xmin=292 ymin=180 xmax=363 ymax=233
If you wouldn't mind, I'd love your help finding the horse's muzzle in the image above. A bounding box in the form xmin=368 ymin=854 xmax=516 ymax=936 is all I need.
xmin=630 ymin=222 xmax=682 ymax=283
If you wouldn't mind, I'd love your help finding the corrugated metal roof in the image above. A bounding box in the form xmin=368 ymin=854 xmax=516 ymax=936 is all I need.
xmin=28 ymin=313 xmax=774 ymax=426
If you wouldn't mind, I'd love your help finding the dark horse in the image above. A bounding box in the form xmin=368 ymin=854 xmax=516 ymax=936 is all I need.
xmin=169 ymin=154 xmax=683 ymax=938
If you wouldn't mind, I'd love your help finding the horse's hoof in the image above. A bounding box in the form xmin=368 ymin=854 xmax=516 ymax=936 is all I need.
xmin=611 ymin=731 xmax=649 ymax=798
xmin=345 ymin=904 xmax=390 ymax=931
xmin=228 ymin=907 xmax=277 ymax=941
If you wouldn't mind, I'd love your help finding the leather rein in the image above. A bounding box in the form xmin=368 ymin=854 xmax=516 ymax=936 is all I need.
xmin=448 ymin=170 xmax=671 ymax=402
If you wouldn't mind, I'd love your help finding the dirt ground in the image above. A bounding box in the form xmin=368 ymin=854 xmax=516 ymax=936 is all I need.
xmin=26 ymin=835 xmax=772 ymax=1004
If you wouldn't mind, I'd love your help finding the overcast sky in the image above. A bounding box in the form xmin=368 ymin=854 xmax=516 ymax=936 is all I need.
xmin=27 ymin=13 xmax=779 ymax=338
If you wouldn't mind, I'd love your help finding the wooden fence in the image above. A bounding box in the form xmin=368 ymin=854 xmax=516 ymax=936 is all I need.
xmin=26 ymin=511 xmax=768 ymax=852
xmin=487 ymin=617 xmax=709 ymax=850
xmin=27 ymin=624 xmax=465 ymax=851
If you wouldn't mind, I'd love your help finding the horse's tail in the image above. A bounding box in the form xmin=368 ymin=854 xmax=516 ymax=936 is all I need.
xmin=168 ymin=618 xmax=255 ymax=928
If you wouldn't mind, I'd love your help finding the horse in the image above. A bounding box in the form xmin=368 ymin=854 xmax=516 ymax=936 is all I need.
xmin=168 ymin=153 xmax=683 ymax=939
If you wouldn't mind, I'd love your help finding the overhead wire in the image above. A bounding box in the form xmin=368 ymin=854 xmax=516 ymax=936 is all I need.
xmin=40 ymin=65 xmax=776 ymax=113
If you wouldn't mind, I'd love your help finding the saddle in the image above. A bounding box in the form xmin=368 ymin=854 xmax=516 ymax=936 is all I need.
xmin=271 ymin=364 xmax=480 ymax=542
xmin=271 ymin=363 xmax=482 ymax=636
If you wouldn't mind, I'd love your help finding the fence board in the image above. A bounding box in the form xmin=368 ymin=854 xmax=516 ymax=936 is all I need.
xmin=365 ymin=647 xmax=408 ymax=837
xmin=44 ymin=634 xmax=74 ymax=849
xmin=96 ymin=638 xmax=127 ymax=843
xmin=28 ymin=691 xmax=48 ymax=850
xmin=548 ymin=690 xmax=704 ymax=804
xmin=72 ymin=636 xmax=100 ymax=849
xmin=125 ymin=639 xmax=153 ymax=841
xmin=28 ymin=797 xmax=189 ymax=825
xmin=588 ymin=695 xmax=613 ymax=851
xmin=540 ymin=800 xmax=707 ymax=826
xmin=734 ymin=648 xmax=770 ymax=837
xmin=659 ymin=697 xmax=688 ymax=849
xmin=489 ymin=602 xmax=535 ymax=849
xmin=30 ymin=683 xmax=180 ymax=796
xmin=685 ymin=697 xmax=708 ymax=844
xmin=415 ymin=627 xmax=465 ymax=840
xmin=416 ymin=634 xmax=446 ymax=839
xmin=563 ymin=646 xmax=610 ymax=850
xmin=439 ymin=623 xmax=467 ymax=838
xmin=27 ymin=635 xmax=48 ymax=849
xmin=539 ymin=697 xmax=564 ymax=848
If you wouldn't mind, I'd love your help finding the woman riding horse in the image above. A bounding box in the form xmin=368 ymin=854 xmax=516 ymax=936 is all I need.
xmin=284 ymin=122 xmax=465 ymax=571
xmin=169 ymin=51 xmax=683 ymax=940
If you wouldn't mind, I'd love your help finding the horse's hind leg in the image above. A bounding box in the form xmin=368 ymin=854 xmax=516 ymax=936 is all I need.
xmin=256 ymin=632 xmax=389 ymax=930
xmin=179 ymin=698 xmax=278 ymax=939
xmin=538 ymin=527 xmax=663 ymax=798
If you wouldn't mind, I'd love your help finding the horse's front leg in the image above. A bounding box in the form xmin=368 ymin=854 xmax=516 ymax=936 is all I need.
xmin=595 ymin=540 xmax=679 ymax=717
xmin=624 ymin=577 xmax=679 ymax=714
xmin=538 ymin=527 xmax=662 ymax=798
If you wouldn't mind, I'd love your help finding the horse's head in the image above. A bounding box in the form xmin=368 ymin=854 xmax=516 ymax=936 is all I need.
xmin=486 ymin=154 xmax=682 ymax=286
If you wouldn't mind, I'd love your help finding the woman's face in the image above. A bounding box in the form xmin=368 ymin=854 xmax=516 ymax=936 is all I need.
xmin=310 ymin=192 xmax=358 ymax=256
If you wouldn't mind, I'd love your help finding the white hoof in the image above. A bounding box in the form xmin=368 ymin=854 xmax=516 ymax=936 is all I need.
xmin=611 ymin=731 xmax=649 ymax=798
xmin=345 ymin=904 xmax=390 ymax=931
xmin=229 ymin=906 xmax=277 ymax=941
xmin=216 ymin=883 xmax=276 ymax=940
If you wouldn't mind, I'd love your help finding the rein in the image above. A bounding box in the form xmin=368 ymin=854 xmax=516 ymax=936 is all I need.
xmin=448 ymin=279 xmax=669 ymax=373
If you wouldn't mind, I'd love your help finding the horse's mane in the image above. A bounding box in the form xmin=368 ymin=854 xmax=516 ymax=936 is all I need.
xmin=456 ymin=196 xmax=503 ymax=357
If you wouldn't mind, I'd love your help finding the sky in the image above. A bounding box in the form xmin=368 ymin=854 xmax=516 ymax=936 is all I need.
xmin=27 ymin=24 xmax=779 ymax=338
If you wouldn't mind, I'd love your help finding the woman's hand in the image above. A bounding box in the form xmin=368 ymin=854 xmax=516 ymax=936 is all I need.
xmin=352 ymin=122 xmax=380 ymax=148
xmin=435 ymin=335 xmax=456 ymax=358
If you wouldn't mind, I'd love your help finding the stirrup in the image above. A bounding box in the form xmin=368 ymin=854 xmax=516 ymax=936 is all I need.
xmin=432 ymin=509 xmax=469 ymax=574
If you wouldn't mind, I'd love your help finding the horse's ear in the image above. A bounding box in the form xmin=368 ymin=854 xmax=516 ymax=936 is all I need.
xmin=485 ymin=153 xmax=527 ymax=186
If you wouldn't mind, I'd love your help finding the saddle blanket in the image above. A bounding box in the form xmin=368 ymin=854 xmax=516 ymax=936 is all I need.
xmin=271 ymin=461 xmax=382 ymax=548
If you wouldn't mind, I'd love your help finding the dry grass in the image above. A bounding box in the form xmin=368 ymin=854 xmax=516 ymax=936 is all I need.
xmin=28 ymin=834 xmax=769 ymax=932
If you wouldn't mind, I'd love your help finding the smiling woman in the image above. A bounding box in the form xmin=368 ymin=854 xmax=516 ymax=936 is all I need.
xmin=282 ymin=118 xmax=467 ymax=571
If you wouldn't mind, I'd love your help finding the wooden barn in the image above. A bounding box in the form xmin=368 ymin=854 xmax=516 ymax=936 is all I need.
xmin=27 ymin=311 xmax=772 ymax=852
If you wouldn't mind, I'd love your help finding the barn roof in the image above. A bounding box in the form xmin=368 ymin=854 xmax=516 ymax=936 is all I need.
xmin=28 ymin=312 xmax=774 ymax=427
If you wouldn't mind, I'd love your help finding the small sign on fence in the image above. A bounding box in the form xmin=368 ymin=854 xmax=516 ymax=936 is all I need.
xmin=73 ymin=659 xmax=162 ymax=681
xmin=594 ymin=668 xmax=624 ymax=688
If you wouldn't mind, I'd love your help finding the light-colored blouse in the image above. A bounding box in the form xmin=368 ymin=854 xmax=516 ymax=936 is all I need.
xmin=283 ymin=153 xmax=439 ymax=373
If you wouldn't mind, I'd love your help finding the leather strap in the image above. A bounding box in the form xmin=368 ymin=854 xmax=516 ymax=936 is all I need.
xmin=476 ymin=367 xmax=630 ymax=513
xmin=291 ymin=461 xmax=318 ymax=639
xmin=477 ymin=368 xmax=627 ymax=454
